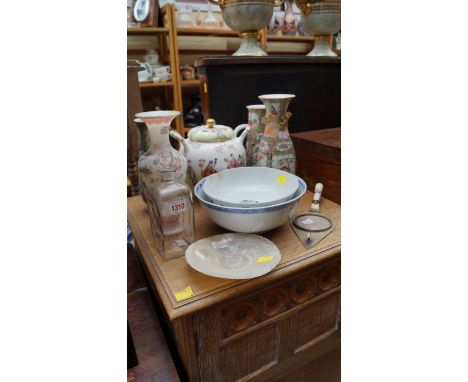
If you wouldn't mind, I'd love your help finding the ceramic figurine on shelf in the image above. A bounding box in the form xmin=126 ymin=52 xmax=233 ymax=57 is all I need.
xmin=135 ymin=111 xmax=188 ymax=203
xmin=145 ymin=165 xmax=195 ymax=260
xmin=245 ymin=104 xmax=266 ymax=166
xmin=282 ymin=0 xmax=297 ymax=36
xmin=268 ymin=10 xmax=285 ymax=35
xmin=256 ymin=94 xmax=296 ymax=174
xmin=170 ymin=118 xmax=249 ymax=186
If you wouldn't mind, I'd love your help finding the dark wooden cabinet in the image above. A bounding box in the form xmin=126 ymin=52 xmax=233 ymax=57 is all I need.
xmin=291 ymin=128 xmax=341 ymax=204
xmin=195 ymin=56 xmax=340 ymax=134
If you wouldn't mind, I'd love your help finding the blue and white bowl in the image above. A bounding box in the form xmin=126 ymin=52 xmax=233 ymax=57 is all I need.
xmin=194 ymin=176 xmax=307 ymax=233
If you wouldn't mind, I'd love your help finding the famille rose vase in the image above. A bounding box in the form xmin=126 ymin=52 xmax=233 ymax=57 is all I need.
xmin=256 ymin=94 xmax=296 ymax=174
xmin=245 ymin=104 xmax=266 ymax=166
xmin=170 ymin=118 xmax=250 ymax=186
xmin=135 ymin=111 xmax=188 ymax=202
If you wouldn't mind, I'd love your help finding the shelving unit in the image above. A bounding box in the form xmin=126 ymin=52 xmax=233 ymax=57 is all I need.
xmin=181 ymin=79 xmax=201 ymax=87
xmin=177 ymin=27 xmax=237 ymax=37
xmin=128 ymin=4 xmax=340 ymax=136
xmin=138 ymin=80 xmax=174 ymax=88
xmin=127 ymin=27 xmax=169 ymax=35
xmin=127 ymin=4 xmax=184 ymax=135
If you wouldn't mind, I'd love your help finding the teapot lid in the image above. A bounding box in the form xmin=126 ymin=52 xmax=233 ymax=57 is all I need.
xmin=188 ymin=118 xmax=234 ymax=143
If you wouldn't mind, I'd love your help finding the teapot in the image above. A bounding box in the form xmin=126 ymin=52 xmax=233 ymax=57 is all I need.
xmin=170 ymin=118 xmax=250 ymax=185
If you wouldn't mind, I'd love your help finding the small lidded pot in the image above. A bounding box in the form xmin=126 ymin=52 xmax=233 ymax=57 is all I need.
xmin=170 ymin=118 xmax=250 ymax=186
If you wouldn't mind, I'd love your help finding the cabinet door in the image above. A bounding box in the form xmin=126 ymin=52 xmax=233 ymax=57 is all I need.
xmin=193 ymin=259 xmax=341 ymax=381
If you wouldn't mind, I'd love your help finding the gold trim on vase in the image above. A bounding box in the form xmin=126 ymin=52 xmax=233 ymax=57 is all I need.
xmin=239 ymin=31 xmax=259 ymax=39
xmin=224 ymin=0 xmax=277 ymax=7
xmin=296 ymin=0 xmax=341 ymax=16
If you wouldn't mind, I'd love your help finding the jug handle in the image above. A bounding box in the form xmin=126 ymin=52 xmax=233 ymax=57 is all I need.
xmin=169 ymin=130 xmax=184 ymax=151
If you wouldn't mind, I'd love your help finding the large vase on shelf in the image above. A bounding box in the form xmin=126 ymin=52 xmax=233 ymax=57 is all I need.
xmin=135 ymin=111 xmax=187 ymax=203
xmin=208 ymin=0 xmax=284 ymax=56
xmin=295 ymin=0 xmax=341 ymax=56
xmin=256 ymin=94 xmax=296 ymax=174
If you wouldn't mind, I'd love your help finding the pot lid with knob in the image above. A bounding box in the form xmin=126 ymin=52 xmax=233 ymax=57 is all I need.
xmin=188 ymin=118 xmax=236 ymax=143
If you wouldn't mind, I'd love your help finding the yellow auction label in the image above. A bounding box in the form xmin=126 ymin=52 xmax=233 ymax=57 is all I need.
xmin=174 ymin=286 xmax=193 ymax=302
xmin=257 ymin=256 xmax=274 ymax=263
xmin=277 ymin=175 xmax=287 ymax=184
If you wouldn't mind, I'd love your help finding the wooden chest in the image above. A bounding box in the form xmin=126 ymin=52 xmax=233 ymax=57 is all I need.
xmin=291 ymin=128 xmax=341 ymax=204
xmin=127 ymin=192 xmax=341 ymax=381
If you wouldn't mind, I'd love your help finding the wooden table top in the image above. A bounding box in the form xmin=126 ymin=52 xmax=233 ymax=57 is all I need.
xmin=127 ymin=191 xmax=341 ymax=320
xmin=291 ymin=128 xmax=341 ymax=150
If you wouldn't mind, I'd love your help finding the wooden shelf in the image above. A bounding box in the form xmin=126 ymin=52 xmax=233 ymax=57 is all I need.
xmin=127 ymin=27 xmax=169 ymax=35
xmin=177 ymin=27 xmax=238 ymax=37
xmin=181 ymin=79 xmax=200 ymax=87
xmin=268 ymin=34 xmax=315 ymax=42
xmin=139 ymin=80 xmax=173 ymax=88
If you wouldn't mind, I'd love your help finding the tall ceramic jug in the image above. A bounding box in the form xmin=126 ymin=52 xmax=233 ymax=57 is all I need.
xmin=256 ymin=94 xmax=296 ymax=174
xmin=245 ymin=104 xmax=266 ymax=166
xmin=135 ymin=111 xmax=187 ymax=203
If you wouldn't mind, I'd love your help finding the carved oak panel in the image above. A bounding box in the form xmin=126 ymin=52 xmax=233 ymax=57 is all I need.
xmin=222 ymin=261 xmax=341 ymax=339
xmin=219 ymin=324 xmax=278 ymax=381
xmin=191 ymin=259 xmax=341 ymax=381
xmin=293 ymin=292 xmax=340 ymax=353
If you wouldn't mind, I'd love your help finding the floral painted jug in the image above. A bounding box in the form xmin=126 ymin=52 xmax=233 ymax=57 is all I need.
xmin=256 ymin=94 xmax=296 ymax=174
xmin=135 ymin=111 xmax=187 ymax=203
xmin=245 ymin=104 xmax=266 ymax=166
xmin=170 ymin=118 xmax=249 ymax=186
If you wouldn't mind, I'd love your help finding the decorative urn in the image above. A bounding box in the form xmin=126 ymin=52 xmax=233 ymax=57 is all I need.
xmin=295 ymin=0 xmax=341 ymax=56
xmin=208 ymin=0 xmax=283 ymax=56
xmin=170 ymin=119 xmax=250 ymax=185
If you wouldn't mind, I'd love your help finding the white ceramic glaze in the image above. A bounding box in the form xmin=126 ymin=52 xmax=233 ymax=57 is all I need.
xmin=135 ymin=111 xmax=187 ymax=201
xmin=202 ymin=167 xmax=299 ymax=207
xmin=194 ymin=176 xmax=307 ymax=233
xmin=170 ymin=121 xmax=250 ymax=186
xmin=185 ymin=233 xmax=281 ymax=279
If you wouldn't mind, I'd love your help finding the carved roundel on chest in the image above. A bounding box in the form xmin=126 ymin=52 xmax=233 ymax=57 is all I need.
xmin=225 ymin=302 xmax=258 ymax=333
xmin=318 ymin=265 xmax=340 ymax=292
xmin=259 ymin=289 xmax=289 ymax=318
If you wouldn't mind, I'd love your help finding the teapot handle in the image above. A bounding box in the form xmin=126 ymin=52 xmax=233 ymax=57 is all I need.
xmin=234 ymin=124 xmax=250 ymax=144
xmin=234 ymin=123 xmax=249 ymax=136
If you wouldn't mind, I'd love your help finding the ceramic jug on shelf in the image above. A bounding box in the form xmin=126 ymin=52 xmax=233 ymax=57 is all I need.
xmin=170 ymin=118 xmax=250 ymax=186
xmin=256 ymin=94 xmax=296 ymax=174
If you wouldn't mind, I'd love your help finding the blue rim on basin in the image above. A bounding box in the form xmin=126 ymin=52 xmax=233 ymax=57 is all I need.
xmin=194 ymin=176 xmax=307 ymax=214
